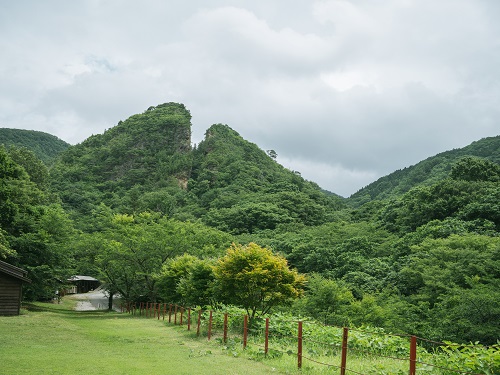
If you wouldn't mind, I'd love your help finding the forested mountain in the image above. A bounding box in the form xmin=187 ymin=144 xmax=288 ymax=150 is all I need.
xmin=348 ymin=135 xmax=500 ymax=206
xmin=1 ymin=102 xmax=499 ymax=348
xmin=0 ymin=128 xmax=70 ymax=164
xmin=50 ymin=103 xmax=344 ymax=231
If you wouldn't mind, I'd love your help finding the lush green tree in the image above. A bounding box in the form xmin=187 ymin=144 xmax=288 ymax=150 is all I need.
xmin=432 ymin=281 xmax=500 ymax=345
xmin=394 ymin=234 xmax=500 ymax=343
xmin=398 ymin=234 xmax=499 ymax=303
xmin=451 ymin=156 xmax=500 ymax=182
xmin=0 ymin=229 xmax=13 ymax=259
xmin=213 ymin=242 xmax=305 ymax=320
xmin=381 ymin=178 xmax=500 ymax=233
xmin=7 ymin=146 xmax=49 ymax=188
xmin=155 ymin=254 xmax=200 ymax=304
xmin=204 ymin=202 xmax=293 ymax=234
xmin=72 ymin=211 xmax=232 ymax=302
xmin=283 ymin=221 xmax=395 ymax=280
xmin=0 ymin=146 xmax=74 ymax=300
xmin=293 ymin=274 xmax=353 ymax=325
xmin=177 ymin=259 xmax=217 ymax=307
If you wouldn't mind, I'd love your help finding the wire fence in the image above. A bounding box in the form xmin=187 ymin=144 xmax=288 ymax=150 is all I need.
xmin=121 ymin=302 xmax=499 ymax=375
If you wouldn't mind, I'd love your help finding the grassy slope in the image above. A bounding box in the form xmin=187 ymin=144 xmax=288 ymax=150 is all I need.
xmin=0 ymin=298 xmax=283 ymax=375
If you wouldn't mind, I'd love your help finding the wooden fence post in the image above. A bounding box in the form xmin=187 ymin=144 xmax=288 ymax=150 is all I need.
xmin=174 ymin=305 xmax=178 ymax=324
xmin=168 ymin=304 xmax=172 ymax=323
xmin=297 ymin=321 xmax=303 ymax=369
xmin=243 ymin=315 xmax=248 ymax=349
xmin=265 ymin=318 xmax=269 ymax=356
xmin=410 ymin=335 xmax=417 ymax=375
xmin=223 ymin=313 xmax=228 ymax=343
xmin=340 ymin=327 xmax=349 ymax=375
xmin=187 ymin=308 xmax=191 ymax=331
xmin=197 ymin=309 xmax=202 ymax=336
xmin=208 ymin=311 xmax=213 ymax=341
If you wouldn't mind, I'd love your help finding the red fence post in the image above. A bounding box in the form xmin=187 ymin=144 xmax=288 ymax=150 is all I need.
xmin=297 ymin=321 xmax=303 ymax=369
xmin=208 ymin=311 xmax=213 ymax=341
xmin=340 ymin=327 xmax=349 ymax=375
xmin=187 ymin=308 xmax=191 ymax=331
xmin=223 ymin=313 xmax=228 ymax=343
xmin=265 ymin=318 xmax=269 ymax=356
xmin=243 ymin=315 xmax=248 ymax=349
xmin=197 ymin=309 xmax=202 ymax=336
xmin=410 ymin=335 xmax=417 ymax=375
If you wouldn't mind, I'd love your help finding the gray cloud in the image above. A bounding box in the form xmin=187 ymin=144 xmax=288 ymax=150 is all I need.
xmin=1 ymin=0 xmax=499 ymax=197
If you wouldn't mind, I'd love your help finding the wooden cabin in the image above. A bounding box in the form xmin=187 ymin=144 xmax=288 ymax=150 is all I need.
xmin=67 ymin=275 xmax=100 ymax=294
xmin=0 ymin=260 xmax=31 ymax=316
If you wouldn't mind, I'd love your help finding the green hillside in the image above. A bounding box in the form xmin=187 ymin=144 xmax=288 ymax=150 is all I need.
xmin=348 ymin=135 xmax=500 ymax=206
xmin=49 ymin=103 xmax=344 ymax=230
xmin=190 ymin=123 xmax=344 ymax=233
xmin=0 ymin=128 xmax=70 ymax=164
xmin=2 ymin=103 xmax=499 ymax=348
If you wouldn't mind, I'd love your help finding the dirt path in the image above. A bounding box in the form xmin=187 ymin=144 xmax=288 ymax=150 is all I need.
xmin=70 ymin=290 xmax=121 ymax=311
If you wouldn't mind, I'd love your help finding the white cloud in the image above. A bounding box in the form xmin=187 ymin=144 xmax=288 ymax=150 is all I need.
xmin=0 ymin=0 xmax=499 ymax=196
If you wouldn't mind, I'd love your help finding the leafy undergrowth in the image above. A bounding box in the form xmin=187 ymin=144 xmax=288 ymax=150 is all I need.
xmin=176 ymin=308 xmax=499 ymax=374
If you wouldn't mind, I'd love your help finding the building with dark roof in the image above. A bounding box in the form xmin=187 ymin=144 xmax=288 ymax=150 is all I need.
xmin=0 ymin=260 xmax=31 ymax=316
xmin=67 ymin=275 xmax=100 ymax=294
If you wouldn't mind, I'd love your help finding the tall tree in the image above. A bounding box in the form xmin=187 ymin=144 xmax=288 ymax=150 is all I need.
xmin=213 ymin=242 xmax=305 ymax=320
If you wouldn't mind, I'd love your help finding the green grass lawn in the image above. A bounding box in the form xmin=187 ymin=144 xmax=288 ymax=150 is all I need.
xmin=3 ymin=297 xmax=460 ymax=374
xmin=0 ymin=297 xmax=286 ymax=375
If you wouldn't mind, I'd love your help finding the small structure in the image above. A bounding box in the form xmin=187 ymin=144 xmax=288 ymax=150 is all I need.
xmin=0 ymin=260 xmax=31 ymax=316
xmin=67 ymin=275 xmax=100 ymax=294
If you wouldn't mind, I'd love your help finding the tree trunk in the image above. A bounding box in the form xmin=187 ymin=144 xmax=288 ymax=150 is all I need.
xmin=108 ymin=292 xmax=114 ymax=311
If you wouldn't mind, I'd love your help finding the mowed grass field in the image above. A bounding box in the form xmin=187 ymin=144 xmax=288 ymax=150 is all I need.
xmin=0 ymin=297 xmax=286 ymax=375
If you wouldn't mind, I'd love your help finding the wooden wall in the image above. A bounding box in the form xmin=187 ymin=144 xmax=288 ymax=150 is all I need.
xmin=0 ymin=272 xmax=23 ymax=316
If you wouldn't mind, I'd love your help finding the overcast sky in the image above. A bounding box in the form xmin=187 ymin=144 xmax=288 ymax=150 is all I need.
xmin=1 ymin=1 xmax=499 ymax=197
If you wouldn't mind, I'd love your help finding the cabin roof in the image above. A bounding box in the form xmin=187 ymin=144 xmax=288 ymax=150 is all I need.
xmin=0 ymin=260 xmax=31 ymax=283
xmin=68 ymin=275 xmax=99 ymax=282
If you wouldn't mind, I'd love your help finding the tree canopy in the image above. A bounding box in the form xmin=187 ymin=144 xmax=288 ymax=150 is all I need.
xmin=213 ymin=243 xmax=305 ymax=320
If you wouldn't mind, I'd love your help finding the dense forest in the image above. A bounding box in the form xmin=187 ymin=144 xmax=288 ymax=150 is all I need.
xmin=0 ymin=128 xmax=70 ymax=164
xmin=1 ymin=102 xmax=499 ymax=347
